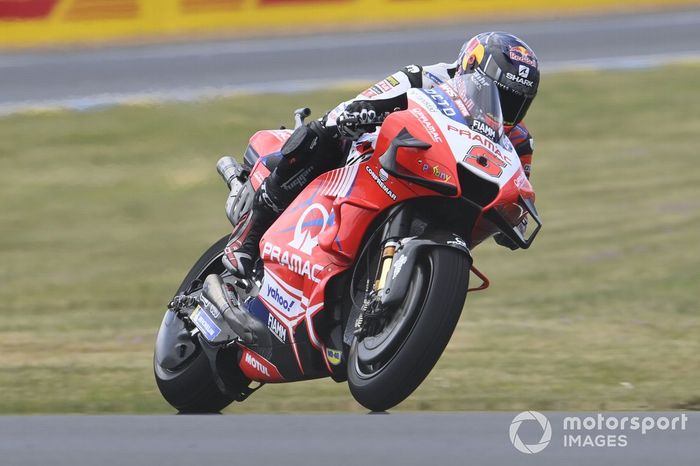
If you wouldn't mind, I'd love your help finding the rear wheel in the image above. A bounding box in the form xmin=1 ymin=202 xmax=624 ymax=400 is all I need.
xmin=347 ymin=246 xmax=470 ymax=412
xmin=154 ymin=235 xmax=244 ymax=413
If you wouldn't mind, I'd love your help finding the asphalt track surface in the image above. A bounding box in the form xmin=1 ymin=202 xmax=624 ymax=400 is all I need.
xmin=2 ymin=9 xmax=700 ymax=466
xmin=1 ymin=413 xmax=698 ymax=465
xmin=2 ymin=8 xmax=700 ymax=114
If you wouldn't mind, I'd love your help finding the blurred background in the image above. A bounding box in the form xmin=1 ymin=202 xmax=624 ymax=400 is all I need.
xmin=1 ymin=0 xmax=699 ymax=413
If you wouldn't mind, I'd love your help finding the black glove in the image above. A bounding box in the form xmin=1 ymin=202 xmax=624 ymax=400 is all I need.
xmin=337 ymin=101 xmax=383 ymax=140
xmin=494 ymin=218 xmax=528 ymax=250
xmin=493 ymin=232 xmax=518 ymax=250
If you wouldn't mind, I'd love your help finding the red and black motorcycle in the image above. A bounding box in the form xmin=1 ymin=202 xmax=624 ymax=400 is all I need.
xmin=154 ymin=72 xmax=542 ymax=412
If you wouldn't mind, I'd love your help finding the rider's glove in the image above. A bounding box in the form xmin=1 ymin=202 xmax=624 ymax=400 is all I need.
xmin=337 ymin=101 xmax=383 ymax=140
xmin=494 ymin=218 xmax=528 ymax=250
xmin=493 ymin=232 xmax=518 ymax=250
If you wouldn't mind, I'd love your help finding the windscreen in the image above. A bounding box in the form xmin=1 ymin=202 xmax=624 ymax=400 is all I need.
xmin=443 ymin=72 xmax=504 ymax=143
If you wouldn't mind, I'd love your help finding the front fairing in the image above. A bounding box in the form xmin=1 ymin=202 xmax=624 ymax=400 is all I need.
xmin=388 ymin=83 xmax=536 ymax=247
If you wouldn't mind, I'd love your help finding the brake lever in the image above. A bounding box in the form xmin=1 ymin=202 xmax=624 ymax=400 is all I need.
xmin=293 ymin=107 xmax=311 ymax=129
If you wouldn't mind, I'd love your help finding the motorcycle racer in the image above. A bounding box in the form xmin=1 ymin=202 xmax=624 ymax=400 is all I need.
xmin=225 ymin=31 xmax=540 ymax=278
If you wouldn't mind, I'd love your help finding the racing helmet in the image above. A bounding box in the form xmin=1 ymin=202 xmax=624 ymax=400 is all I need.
xmin=456 ymin=32 xmax=540 ymax=126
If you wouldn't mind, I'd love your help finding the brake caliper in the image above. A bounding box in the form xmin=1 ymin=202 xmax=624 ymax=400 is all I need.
xmin=354 ymin=289 xmax=391 ymax=340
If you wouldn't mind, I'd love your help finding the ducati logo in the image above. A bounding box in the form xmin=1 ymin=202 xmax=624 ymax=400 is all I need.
xmin=288 ymin=203 xmax=330 ymax=255
xmin=518 ymin=65 xmax=530 ymax=78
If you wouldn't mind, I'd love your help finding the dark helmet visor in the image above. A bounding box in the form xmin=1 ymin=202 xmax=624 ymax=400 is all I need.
xmin=497 ymin=85 xmax=533 ymax=126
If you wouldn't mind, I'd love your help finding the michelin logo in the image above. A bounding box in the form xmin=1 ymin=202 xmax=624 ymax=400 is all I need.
xmin=191 ymin=307 xmax=221 ymax=341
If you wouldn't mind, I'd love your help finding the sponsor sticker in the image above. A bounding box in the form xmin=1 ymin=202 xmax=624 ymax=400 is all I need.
xmin=515 ymin=171 xmax=530 ymax=189
xmin=471 ymin=119 xmax=496 ymax=140
xmin=365 ymin=165 xmax=397 ymax=201
xmin=415 ymin=158 xmax=453 ymax=183
xmin=461 ymin=37 xmax=484 ymax=71
xmin=261 ymin=242 xmax=325 ymax=283
xmin=378 ymin=80 xmax=392 ymax=92
xmin=238 ymin=349 xmax=285 ymax=382
xmin=447 ymin=235 xmax=467 ymax=251
xmin=518 ymin=65 xmax=530 ymax=78
xmin=424 ymin=88 xmax=457 ymax=118
xmin=191 ymin=306 xmax=221 ymax=341
xmin=326 ymin=348 xmax=342 ymax=366
xmin=260 ymin=275 xmax=301 ymax=318
xmin=386 ymin=76 xmax=400 ymax=87
xmin=288 ymin=203 xmax=329 ymax=255
xmin=454 ymin=98 xmax=469 ymax=117
xmin=378 ymin=168 xmax=389 ymax=182
xmin=446 ymin=124 xmax=504 ymax=158
xmin=391 ymin=254 xmax=408 ymax=280
xmin=409 ymin=108 xmax=442 ymax=143
xmin=509 ymin=45 xmax=537 ymax=67
xmin=505 ymin=72 xmax=534 ymax=88
xmin=470 ymin=71 xmax=490 ymax=89
xmin=244 ymin=352 xmax=270 ymax=377
xmin=361 ymin=88 xmax=378 ymax=98
xmin=432 ymin=164 xmax=452 ymax=182
xmin=405 ymin=64 xmax=421 ymax=74
xmin=267 ymin=313 xmax=287 ymax=343
xmin=424 ymin=70 xmax=443 ymax=85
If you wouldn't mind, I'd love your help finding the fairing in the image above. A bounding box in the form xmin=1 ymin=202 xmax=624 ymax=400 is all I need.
xmin=232 ymin=74 xmax=538 ymax=382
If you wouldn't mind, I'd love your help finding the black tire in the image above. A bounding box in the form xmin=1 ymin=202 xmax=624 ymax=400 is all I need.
xmin=347 ymin=246 xmax=470 ymax=412
xmin=154 ymin=235 xmax=239 ymax=413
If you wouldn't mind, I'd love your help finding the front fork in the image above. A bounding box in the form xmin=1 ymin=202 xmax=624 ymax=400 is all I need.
xmin=375 ymin=240 xmax=399 ymax=292
xmin=354 ymin=204 xmax=490 ymax=337
xmin=355 ymin=205 xmax=413 ymax=338
xmin=373 ymin=205 xmax=413 ymax=293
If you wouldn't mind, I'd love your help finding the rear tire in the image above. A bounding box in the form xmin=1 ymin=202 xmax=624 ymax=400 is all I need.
xmin=154 ymin=236 xmax=241 ymax=413
xmin=347 ymin=246 xmax=470 ymax=412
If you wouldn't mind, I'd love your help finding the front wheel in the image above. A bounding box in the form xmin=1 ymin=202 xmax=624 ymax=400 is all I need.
xmin=347 ymin=246 xmax=470 ymax=412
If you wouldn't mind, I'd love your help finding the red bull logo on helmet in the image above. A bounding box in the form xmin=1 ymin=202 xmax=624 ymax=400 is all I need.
xmin=461 ymin=37 xmax=485 ymax=72
xmin=509 ymin=45 xmax=537 ymax=67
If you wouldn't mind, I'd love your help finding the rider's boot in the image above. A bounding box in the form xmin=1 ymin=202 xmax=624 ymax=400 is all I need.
xmin=225 ymin=119 xmax=344 ymax=279
xmin=224 ymin=177 xmax=286 ymax=278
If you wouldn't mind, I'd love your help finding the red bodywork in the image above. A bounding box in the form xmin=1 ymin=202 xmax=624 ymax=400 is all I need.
xmin=236 ymin=92 xmax=535 ymax=382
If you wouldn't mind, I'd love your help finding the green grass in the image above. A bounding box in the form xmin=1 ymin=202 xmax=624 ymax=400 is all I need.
xmin=1 ymin=64 xmax=699 ymax=413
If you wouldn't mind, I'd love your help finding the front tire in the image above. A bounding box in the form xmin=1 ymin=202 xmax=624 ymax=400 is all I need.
xmin=347 ymin=246 xmax=470 ymax=412
xmin=154 ymin=235 xmax=241 ymax=413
